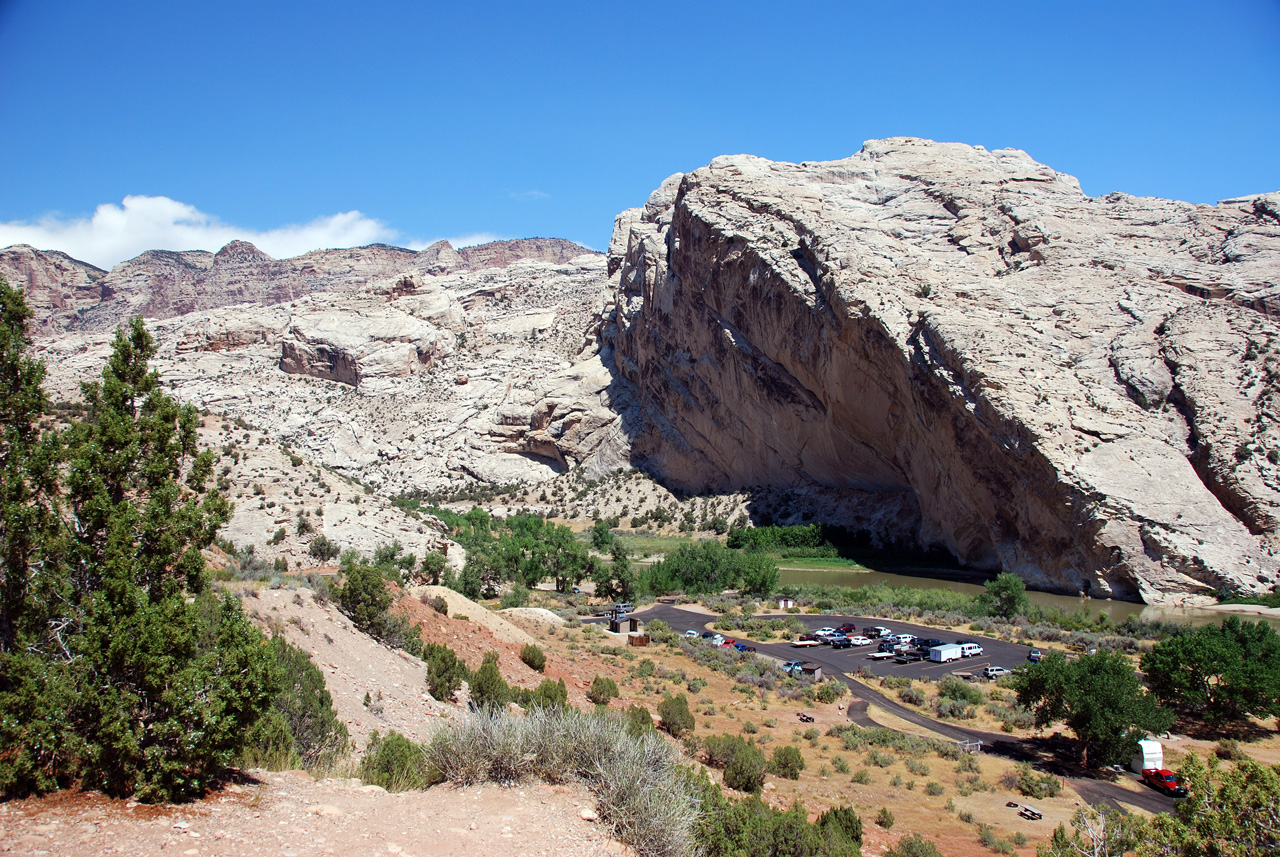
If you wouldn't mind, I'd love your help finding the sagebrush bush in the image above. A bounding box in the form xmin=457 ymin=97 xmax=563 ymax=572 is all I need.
xmin=898 ymin=687 xmax=926 ymax=706
xmin=427 ymin=707 xmax=696 ymax=857
xmin=876 ymin=806 xmax=895 ymax=828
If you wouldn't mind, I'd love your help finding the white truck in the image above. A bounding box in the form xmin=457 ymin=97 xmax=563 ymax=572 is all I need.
xmin=929 ymin=643 xmax=964 ymax=663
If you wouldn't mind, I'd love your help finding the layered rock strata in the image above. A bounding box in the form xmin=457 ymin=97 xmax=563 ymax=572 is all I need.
xmin=604 ymin=138 xmax=1280 ymax=601
xmin=1 ymin=237 xmax=593 ymax=333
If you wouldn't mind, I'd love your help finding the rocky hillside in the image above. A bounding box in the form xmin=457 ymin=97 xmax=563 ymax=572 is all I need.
xmin=0 ymin=237 xmax=593 ymax=333
xmin=603 ymin=138 xmax=1280 ymax=602
xmin=31 ymin=251 xmax=624 ymax=496
xmin=15 ymin=138 xmax=1280 ymax=603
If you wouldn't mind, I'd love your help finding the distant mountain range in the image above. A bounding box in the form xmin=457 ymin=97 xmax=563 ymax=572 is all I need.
xmin=0 ymin=237 xmax=597 ymax=333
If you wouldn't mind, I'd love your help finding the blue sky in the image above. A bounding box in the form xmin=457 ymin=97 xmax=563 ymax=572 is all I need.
xmin=1 ymin=0 xmax=1277 ymax=268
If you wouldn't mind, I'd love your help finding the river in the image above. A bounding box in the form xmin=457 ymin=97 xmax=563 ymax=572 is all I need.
xmin=777 ymin=567 xmax=1280 ymax=632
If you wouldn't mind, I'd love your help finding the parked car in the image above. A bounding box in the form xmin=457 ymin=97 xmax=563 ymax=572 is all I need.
xmin=829 ymin=637 xmax=852 ymax=649
xmin=1027 ymin=649 xmax=1043 ymax=663
xmin=896 ymin=649 xmax=925 ymax=662
xmin=782 ymin=660 xmax=805 ymax=672
xmin=684 ymin=629 xmax=699 ymax=638
xmin=848 ymin=635 xmax=872 ymax=646
xmin=983 ymin=666 xmax=1012 ymax=679
xmin=711 ymin=634 xmax=725 ymax=646
xmin=700 ymin=631 xmax=715 ymax=639
xmin=837 ymin=623 xmax=858 ymax=634
xmin=719 ymin=638 xmax=736 ymax=647
xmin=613 ymin=602 xmax=634 ymax=613
xmin=815 ymin=627 xmax=837 ymax=637
xmin=893 ymin=633 xmax=917 ymax=646
xmin=1141 ymin=768 xmax=1188 ymax=797
xmin=960 ymin=643 xmax=985 ymax=658
xmin=918 ymin=638 xmax=946 ymax=649
xmin=870 ymin=626 xmax=893 ymax=638
xmin=792 ymin=638 xmax=822 ymax=647
xmin=734 ymin=642 xmax=757 ymax=653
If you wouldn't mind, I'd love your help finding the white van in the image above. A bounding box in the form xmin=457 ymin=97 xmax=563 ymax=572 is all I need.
xmin=960 ymin=643 xmax=984 ymax=658
xmin=893 ymin=634 xmax=916 ymax=646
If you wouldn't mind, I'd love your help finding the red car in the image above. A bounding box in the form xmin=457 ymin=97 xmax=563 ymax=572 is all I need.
xmin=1141 ymin=768 xmax=1187 ymax=797
xmin=837 ymin=623 xmax=858 ymax=634
xmin=719 ymin=638 xmax=736 ymax=647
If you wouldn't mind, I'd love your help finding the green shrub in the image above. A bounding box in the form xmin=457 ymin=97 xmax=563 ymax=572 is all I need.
xmin=588 ymin=675 xmax=620 ymax=706
xmin=1013 ymin=763 xmax=1062 ymax=798
xmin=816 ymin=681 xmax=846 ymax=704
xmin=500 ymin=584 xmax=530 ymax=609
xmin=817 ymin=805 xmax=864 ymax=851
xmin=657 ymin=694 xmax=695 ymax=738
xmin=851 ymin=769 xmax=871 ymax=784
xmin=515 ymin=678 xmax=568 ymax=710
xmin=886 ymin=832 xmax=943 ymax=857
xmin=1215 ymin=739 xmax=1247 ymax=761
xmin=239 ymin=709 xmax=300 ymax=771
xmin=876 ymin=806 xmax=895 ymax=829
xmin=938 ymin=675 xmax=984 ymax=706
xmin=898 ymin=687 xmax=926 ymax=706
xmin=520 ymin=643 xmax=547 ymax=673
xmin=722 ymin=741 xmax=767 ymax=794
xmin=470 ymin=652 xmax=511 ymax=708
xmin=769 ymin=744 xmax=806 ymax=780
xmin=259 ymin=635 xmax=349 ymax=768
xmin=905 ymin=758 xmax=930 ymax=776
xmin=868 ymin=749 xmax=895 ymax=767
xmin=624 ymin=704 xmax=655 ymax=736
xmin=423 ymin=642 xmax=468 ymax=702
xmin=925 ymin=781 xmax=945 ymax=796
xmin=358 ymin=731 xmax=437 ymax=791
xmin=833 ymin=755 xmax=851 ymax=774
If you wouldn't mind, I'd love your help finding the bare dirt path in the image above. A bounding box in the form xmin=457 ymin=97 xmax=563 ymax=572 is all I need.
xmin=0 ymin=773 xmax=632 ymax=857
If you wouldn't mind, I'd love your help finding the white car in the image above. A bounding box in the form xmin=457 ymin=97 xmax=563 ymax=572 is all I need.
xmin=816 ymin=627 xmax=837 ymax=636
xmin=684 ymin=629 xmax=699 ymax=638
xmin=984 ymin=666 xmax=1012 ymax=679
xmin=792 ymin=638 xmax=822 ymax=647
xmin=848 ymin=635 xmax=872 ymax=646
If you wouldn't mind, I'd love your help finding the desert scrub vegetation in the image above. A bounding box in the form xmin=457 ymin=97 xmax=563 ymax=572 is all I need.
xmin=827 ymin=724 xmax=963 ymax=760
xmin=240 ymin=635 xmax=350 ymax=771
xmin=359 ymin=730 xmax=438 ymax=791
xmin=427 ymin=706 xmax=696 ymax=857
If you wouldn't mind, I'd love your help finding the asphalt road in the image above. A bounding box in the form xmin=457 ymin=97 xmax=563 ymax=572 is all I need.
xmin=600 ymin=603 xmax=1176 ymax=815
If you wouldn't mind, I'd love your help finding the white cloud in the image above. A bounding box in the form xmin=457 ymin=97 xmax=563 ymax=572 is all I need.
xmin=0 ymin=196 xmax=425 ymax=269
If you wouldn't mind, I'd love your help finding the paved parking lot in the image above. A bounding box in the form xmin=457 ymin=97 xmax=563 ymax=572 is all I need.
xmin=624 ymin=605 xmax=1035 ymax=682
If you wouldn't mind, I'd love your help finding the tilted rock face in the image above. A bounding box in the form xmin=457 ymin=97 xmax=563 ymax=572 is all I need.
xmin=0 ymin=244 xmax=108 ymax=332
xmin=278 ymin=306 xmax=455 ymax=389
xmin=606 ymin=138 xmax=1280 ymax=602
xmin=33 ymin=253 xmax=616 ymax=495
xmin=4 ymin=237 xmax=598 ymax=333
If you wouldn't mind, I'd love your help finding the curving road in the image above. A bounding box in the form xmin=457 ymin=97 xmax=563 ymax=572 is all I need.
xmin=606 ymin=603 xmax=1176 ymax=815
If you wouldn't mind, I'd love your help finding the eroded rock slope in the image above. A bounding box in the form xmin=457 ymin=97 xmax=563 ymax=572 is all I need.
xmin=605 ymin=138 xmax=1280 ymax=601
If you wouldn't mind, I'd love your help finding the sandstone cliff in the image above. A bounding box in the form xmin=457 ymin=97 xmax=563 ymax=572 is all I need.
xmin=604 ymin=138 xmax=1280 ymax=602
xmin=1 ymin=237 xmax=596 ymax=333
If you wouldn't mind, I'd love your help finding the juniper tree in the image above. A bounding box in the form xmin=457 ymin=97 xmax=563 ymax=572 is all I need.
xmin=0 ymin=282 xmax=272 ymax=801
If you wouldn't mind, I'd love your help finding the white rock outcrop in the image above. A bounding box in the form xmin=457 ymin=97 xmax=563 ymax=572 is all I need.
xmin=604 ymin=138 xmax=1280 ymax=602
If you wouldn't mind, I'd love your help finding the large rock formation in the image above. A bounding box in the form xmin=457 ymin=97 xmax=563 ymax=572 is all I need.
xmin=32 ymin=253 xmax=616 ymax=495
xmin=605 ymin=138 xmax=1280 ymax=602
xmin=1 ymin=237 xmax=595 ymax=333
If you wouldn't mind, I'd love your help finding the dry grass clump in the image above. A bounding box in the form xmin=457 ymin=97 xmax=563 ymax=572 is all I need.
xmin=427 ymin=707 xmax=698 ymax=857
